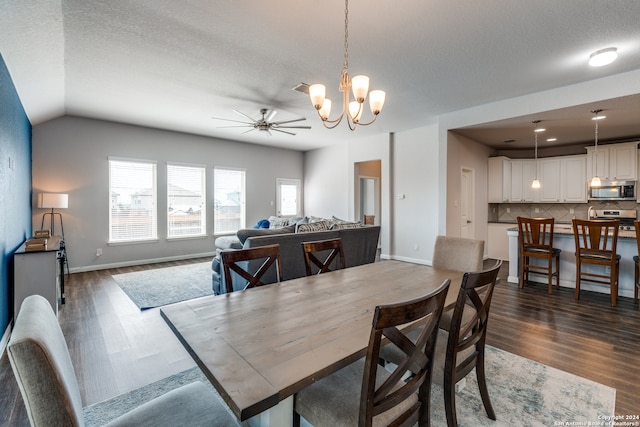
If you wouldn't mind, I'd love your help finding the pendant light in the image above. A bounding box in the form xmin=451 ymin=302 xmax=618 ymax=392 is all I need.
xmin=590 ymin=109 xmax=603 ymax=188
xmin=531 ymin=120 xmax=544 ymax=189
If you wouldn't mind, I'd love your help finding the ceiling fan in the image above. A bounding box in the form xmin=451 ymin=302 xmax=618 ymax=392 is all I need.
xmin=212 ymin=108 xmax=311 ymax=136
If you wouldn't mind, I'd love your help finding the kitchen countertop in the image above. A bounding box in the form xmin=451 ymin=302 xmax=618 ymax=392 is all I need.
xmin=506 ymin=223 xmax=637 ymax=239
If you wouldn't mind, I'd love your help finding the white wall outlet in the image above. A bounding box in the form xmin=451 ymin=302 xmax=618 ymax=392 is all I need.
xmin=570 ymin=208 xmax=575 ymax=214
xmin=96 ymin=248 xmax=102 ymax=256
xmin=413 ymin=244 xmax=419 ymax=251
xmin=535 ymin=208 xmax=540 ymax=213
xmin=506 ymin=207 xmax=511 ymax=213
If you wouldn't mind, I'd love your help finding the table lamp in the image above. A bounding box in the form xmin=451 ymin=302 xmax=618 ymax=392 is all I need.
xmin=38 ymin=193 xmax=68 ymax=239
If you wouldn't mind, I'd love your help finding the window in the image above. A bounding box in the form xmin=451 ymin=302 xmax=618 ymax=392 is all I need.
xmin=109 ymin=158 xmax=157 ymax=242
xmin=214 ymin=168 xmax=245 ymax=234
xmin=167 ymin=163 xmax=206 ymax=238
xmin=276 ymin=178 xmax=302 ymax=217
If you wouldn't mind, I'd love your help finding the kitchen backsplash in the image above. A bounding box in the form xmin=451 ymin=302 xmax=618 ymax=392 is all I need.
xmin=489 ymin=201 xmax=640 ymax=224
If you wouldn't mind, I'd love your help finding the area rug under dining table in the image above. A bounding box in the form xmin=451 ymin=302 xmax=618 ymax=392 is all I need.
xmin=111 ymin=262 xmax=213 ymax=310
xmin=83 ymin=345 xmax=615 ymax=426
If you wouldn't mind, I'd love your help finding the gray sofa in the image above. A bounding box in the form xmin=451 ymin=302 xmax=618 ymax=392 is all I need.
xmin=212 ymin=225 xmax=381 ymax=294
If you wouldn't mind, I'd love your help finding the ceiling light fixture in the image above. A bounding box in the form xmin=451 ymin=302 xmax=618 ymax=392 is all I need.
xmin=308 ymin=0 xmax=385 ymax=130
xmin=590 ymin=109 xmax=603 ymax=187
xmin=589 ymin=47 xmax=618 ymax=67
xmin=531 ymin=120 xmax=543 ymax=189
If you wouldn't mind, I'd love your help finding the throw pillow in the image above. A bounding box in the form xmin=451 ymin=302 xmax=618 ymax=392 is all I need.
xmin=253 ymin=219 xmax=270 ymax=229
xmin=268 ymin=216 xmax=289 ymax=229
xmin=237 ymin=225 xmax=295 ymax=244
xmin=297 ymin=220 xmax=331 ymax=233
xmin=331 ymin=222 xmax=362 ymax=230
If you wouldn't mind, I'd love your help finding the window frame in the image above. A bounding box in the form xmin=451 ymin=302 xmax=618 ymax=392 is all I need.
xmin=166 ymin=162 xmax=207 ymax=239
xmin=108 ymin=157 xmax=158 ymax=244
xmin=213 ymin=167 xmax=246 ymax=235
xmin=276 ymin=178 xmax=302 ymax=218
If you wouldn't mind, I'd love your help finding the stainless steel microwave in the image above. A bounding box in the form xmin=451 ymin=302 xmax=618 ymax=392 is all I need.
xmin=588 ymin=180 xmax=636 ymax=201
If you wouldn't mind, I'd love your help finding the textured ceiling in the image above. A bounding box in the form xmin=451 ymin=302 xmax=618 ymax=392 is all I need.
xmin=2 ymin=0 xmax=640 ymax=151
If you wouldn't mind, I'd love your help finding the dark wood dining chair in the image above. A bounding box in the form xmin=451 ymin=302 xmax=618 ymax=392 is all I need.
xmin=378 ymin=260 xmax=502 ymax=427
xmin=633 ymin=220 xmax=640 ymax=304
xmin=293 ymin=279 xmax=451 ymax=427
xmin=517 ymin=217 xmax=561 ymax=294
xmin=572 ymin=219 xmax=620 ymax=307
xmin=301 ymin=238 xmax=346 ymax=276
xmin=221 ymin=244 xmax=282 ymax=293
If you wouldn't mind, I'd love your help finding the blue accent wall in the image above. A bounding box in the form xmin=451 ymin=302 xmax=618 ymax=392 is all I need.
xmin=0 ymin=53 xmax=32 ymax=335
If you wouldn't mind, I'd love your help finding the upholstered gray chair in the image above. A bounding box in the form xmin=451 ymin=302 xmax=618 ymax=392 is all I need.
xmin=432 ymin=235 xmax=484 ymax=273
xmin=8 ymin=294 xmax=238 ymax=427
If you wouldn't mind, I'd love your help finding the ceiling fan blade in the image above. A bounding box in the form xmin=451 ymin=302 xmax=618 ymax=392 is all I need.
xmin=233 ymin=109 xmax=258 ymax=122
xmin=266 ymin=110 xmax=277 ymax=122
xmin=276 ymin=125 xmax=312 ymax=129
xmin=272 ymin=128 xmax=296 ymax=136
xmin=216 ymin=125 xmax=254 ymax=129
xmin=241 ymin=128 xmax=256 ymax=134
xmin=272 ymin=117 xmax=307 ymax=125
xmin=211 ymin=117 xmax=254 ymax=125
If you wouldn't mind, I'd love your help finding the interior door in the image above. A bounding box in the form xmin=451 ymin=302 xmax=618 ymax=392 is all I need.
xmin=461 ymin=167 xmax=475 ymax=238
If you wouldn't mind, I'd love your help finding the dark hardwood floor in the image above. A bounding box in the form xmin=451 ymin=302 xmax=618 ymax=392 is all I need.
xmin=1 ymin=258 xmax=638 ymax=425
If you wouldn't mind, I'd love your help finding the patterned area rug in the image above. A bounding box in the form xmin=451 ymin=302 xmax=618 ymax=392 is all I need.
xmin=83 ymin=345 xmax=615 ymax=426
xmin=111 ymin=262 xmax=213 ymax=310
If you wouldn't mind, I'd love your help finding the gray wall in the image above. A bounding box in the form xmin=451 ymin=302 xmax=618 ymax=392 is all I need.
xmin=32 ymin=116 xmax=303 ymax=271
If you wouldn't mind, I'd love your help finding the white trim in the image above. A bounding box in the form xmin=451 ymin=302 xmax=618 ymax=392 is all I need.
xmin=68 ymin=252 xmax=215 ymax=273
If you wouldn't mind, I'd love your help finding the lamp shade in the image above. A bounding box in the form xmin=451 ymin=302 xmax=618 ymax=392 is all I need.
xmin=38 ymin=193 xmax=68 ymax=209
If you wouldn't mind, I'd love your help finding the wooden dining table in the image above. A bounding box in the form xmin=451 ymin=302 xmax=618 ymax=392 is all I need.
xmin=160 ymin=260 xmax=464 ymax=427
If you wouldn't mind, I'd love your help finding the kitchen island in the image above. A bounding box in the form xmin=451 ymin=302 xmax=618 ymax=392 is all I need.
xmin=507 ymin=224 xmax=638 ymax=299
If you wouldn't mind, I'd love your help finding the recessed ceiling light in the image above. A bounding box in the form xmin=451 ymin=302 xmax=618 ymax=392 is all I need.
xmin=534 ymin=127 xmax=546 ymax=133
xmin=589 ymin=47 xmax=618 ymax=67
xmin=546 ymin=138 xmax=557 ymax=142
xmin=591 ymin=114 xmax=606 ymax=121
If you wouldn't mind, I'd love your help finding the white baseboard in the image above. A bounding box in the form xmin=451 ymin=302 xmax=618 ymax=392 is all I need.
xmin=0 ymin=321 xmax=12 ymax=359
xmin=69 ymin=251 xmax=216 ymax=273
xmin=385 ymin=254 xmax=431 ymax=266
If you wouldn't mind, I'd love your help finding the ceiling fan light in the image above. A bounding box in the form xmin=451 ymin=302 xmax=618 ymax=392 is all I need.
xmin=369 ymin=90 xmax=385 ymax=115
xmin=309 ymin=84 xmax=326 ymax=109
xmin=589 ymin=47 xmax=617 ymax=67
xmin=318 ymin=99 xmax=332 ymax=121
xmin=351 ymin=75 xmax=369 ymax=102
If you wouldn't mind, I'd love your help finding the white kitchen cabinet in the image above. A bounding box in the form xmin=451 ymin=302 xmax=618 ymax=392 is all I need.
xmin=510 ymin=160 xmax=537 ymax=203
xmin=586 ymin=141 xmax=638 ymax=182
xmin=487 ymin=157 xmax=511 ymax=203
xmin=561 ymin=155 xmax=587 ymax=202
xmin=537 ymin=158 xmax=561 ymax=202
xmin=610 ymin=142 xmax=638 ymax=180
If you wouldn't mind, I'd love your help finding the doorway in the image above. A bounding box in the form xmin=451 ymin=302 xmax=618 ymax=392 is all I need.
xmin=355 ymin=160 xmax=381 ymax=225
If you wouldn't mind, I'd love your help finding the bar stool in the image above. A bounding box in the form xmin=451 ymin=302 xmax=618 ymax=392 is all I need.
xmin=517 ymin=217 xmax=561 ymax=294
xmin=634 ymin=220 xmax=640 ymax=304
xmin=572 ymin=219 xmax=620 ymax=307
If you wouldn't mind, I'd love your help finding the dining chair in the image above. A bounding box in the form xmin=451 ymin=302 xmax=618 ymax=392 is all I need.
xmin=634 ymin=220 xmax=640 ymax=304
xmin=221 ymin=244 xmax=283 ymax=293
xmin=517 ymin=216 xmax=561 ymax=294
xmin=378 ymin=260 xmax=502 ymax=427
xmin=7 ymin=294 xmax=239 ymax=427
xmin=431 ymin=235 xmax=484 ymax=273
xmin=572 ymin=219 xmax=620 ymax=307
xmin=293 ymin=279 xmax=451 ymax=427
xmin=301 ymin=238 xmax=346 ymax=276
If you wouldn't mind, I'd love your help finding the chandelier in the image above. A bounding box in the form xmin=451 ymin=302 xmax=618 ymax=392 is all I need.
xmin=308 ymin=0 xmax=386 ymax=130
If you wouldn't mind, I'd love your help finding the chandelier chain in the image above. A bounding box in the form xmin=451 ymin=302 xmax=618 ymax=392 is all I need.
xmin=344 ymin=0 xmax=349 ymax=70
